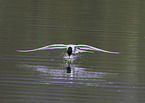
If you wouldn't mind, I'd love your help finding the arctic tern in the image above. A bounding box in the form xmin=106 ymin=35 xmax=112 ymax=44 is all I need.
xmin=17 ymin=44 xmax=119 ymax=57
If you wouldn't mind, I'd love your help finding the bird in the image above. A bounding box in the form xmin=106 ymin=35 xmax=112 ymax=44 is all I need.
xmin=67 ymin=47 xmax=72 ymax=57
xmin=16 ymin=44 xmax=119 ymax=58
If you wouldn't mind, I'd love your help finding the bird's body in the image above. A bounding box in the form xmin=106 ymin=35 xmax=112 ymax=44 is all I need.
xmin=67 ymin=47 xmax=72 ymax=57
xmin=17 ymin=44 xmax=119 ymax=57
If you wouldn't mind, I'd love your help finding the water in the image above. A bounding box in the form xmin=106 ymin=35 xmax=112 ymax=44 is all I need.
xmin=1 ymin=0 xmax=145 ymax=103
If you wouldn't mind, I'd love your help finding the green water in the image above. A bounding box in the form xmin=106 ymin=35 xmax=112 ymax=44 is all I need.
xmin=0 ymin=0 xmax=145 ymax=103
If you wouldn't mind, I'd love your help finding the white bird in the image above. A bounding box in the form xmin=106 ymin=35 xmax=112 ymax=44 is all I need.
xmin=16 ymin=44 xmax=119 ymax=57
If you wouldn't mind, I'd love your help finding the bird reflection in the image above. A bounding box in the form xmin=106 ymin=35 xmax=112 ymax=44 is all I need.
xmin=66 ymin=62 xmax=71 ymax=73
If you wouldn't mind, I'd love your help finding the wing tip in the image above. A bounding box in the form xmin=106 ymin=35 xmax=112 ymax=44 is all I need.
xmin=16 ymin=50 xmax=29 ymax=52
xmin=16 ymin=50 xmax=22 ymax=52
xmin=114 ymin=52 xmax=120 ymax=54
xmin=107 ymin=51 xmax=120 ymax=54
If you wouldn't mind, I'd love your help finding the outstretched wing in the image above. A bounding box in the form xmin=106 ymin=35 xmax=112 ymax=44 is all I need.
xmin=76 ymin=45 xmax=119 ymax=54
xmin=16 ymin=44 xmax=67 ymax=52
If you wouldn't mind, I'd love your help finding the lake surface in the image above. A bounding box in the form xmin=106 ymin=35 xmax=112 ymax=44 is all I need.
xmin=1 ymin=0 xmax=145 ymax=103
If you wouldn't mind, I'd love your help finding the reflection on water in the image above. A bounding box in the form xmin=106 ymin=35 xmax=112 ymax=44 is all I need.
xmin=16 ymin=56 xmax=116 ymax=87
xmin=66 ymin=62 xmax=71 ymax=73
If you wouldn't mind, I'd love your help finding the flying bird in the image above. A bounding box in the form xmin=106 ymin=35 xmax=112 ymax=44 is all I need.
xmin=16 ymin=44 xmax=119 ymax=57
